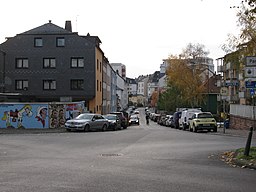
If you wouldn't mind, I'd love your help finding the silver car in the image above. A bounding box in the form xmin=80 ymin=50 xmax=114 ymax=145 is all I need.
xmin=65 ymin=113 xmax=109 ymax=132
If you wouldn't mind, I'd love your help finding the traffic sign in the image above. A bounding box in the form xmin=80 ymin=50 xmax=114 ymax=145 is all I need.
xmin=246 ymin=56 xmax=256 ymax=66
xmin=245 ymin=81 xmax=256 ymax=88
xmin=250 ymin=89 xmax=255 ymax=96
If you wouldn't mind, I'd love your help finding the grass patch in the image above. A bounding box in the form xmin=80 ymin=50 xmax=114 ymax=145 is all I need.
xmin=234 ymin=147 xmax=256 ymax=166
xmin=235 ymin=147 xmax=256 ymax=160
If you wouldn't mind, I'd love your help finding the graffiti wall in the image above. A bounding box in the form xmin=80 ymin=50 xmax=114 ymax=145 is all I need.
xmin=49 ymin=102 xmax=84 ymax=128
xmin=0 ymin=103 xmax=48 ymax=129
xmin=0 ymin=101 xmax=85 ymax=129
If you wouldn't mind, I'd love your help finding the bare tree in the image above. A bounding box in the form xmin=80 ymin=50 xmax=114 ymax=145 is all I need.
xmin=181 ymin=43 xmax=209 ymax=59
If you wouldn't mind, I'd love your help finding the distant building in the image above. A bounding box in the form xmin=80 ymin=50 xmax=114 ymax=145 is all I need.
xmin=110 ymin=63 xmax=126 ymax=79
xmin=126 ymin=77 xmax=137 ymax=96
xmin=136 ymin=75 xmax=149 ymax=97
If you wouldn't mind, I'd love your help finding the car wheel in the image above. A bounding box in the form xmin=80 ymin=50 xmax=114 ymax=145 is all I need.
xmin=66 ymin=129 xmax=71 ymax=132
xmin=84 ymin=124 xmax=90 ymax=132
xmin=213 ymin=127 xmax=217 ymax=132
xmin=102 ymin=124 xmax=107 ymax=132
xmin=193 ymin=124 xmax=197 ymax=133
xmin=189 ymin=125 xmax=192 ymax=132
xmin=113 ymin=124 xmax=117 ymax=131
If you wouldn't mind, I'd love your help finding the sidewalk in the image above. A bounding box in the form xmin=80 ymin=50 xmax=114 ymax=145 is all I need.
xmin=213 ymin=127 xmax=256 ymax=139
xmin=0 ymin=128 xmax=66 ymax=134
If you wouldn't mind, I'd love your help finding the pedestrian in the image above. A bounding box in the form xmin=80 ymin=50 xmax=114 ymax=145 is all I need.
xmin=146 ymin=112 xmax=149 ymax=125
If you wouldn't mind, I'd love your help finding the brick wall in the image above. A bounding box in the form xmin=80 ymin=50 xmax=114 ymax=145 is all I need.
xmin=230 ymin=115 xmax=255 ymax=130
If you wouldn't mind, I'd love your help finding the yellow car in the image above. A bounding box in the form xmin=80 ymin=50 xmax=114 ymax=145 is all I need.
xmin=189 ymin=112 xmax=217 ymax=133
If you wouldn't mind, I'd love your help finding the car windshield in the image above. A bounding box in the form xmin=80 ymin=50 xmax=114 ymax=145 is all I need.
xmin=104 ymin=115 xmax=116 ymax=120
xmin=75 ymin=114 xmax=93 ymax=120
xmin=198 ymin=113 xmax=213 ymax=118
xmin=130 ymin=115 xmax=138 ymax=119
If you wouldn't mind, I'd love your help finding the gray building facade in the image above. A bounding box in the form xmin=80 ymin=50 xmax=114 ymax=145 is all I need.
xmin=0 ymin=21 xmax=102 ymax=110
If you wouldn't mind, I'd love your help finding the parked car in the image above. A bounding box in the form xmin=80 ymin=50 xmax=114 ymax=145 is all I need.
xmin=165 ymin=115 xmax=173 ymax=127
xmin=103 ymin=114 xmax=122 ymax=131
xmin=172 ymin=111 xmax=181 ymax=129
xmin=189 ymin=112 xmax=217 ymax=132
xmin=110 ymin=111 xmax=128 ymax=129
xmin=153 ymin=113 xmax=161 ymax=122
xmin=179 ymin=108 xmax=202 ymax=130
xmin=158 ymin=114 xmax=167 ymax=126
xmin=134 ymin=110 xmax=140 ymax=114
xmin=129 ymin=114 xmax=140 ymax=125
xmin=65 ymin=113 xmax=109 ymax=132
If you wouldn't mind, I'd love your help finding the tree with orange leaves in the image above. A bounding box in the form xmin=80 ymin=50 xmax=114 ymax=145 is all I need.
xmin=166 ymin=52 xmax=207 ymax=108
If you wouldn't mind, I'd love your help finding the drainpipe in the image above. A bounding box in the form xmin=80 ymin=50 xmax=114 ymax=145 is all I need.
xmin=0 ymin=49 xmax=6 ymax=93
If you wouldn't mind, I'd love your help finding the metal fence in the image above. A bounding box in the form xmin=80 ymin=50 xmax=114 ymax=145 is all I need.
xmin=230 ymin=104 xmax=255 ymax=119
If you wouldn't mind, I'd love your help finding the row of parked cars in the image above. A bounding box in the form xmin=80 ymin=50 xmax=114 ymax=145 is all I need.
xmin=149 ymin=108 xmax=217 ymax=133
xmin=65 ymin=108 xmax=141 ymax=132
xmin=65 ymin=111 xmax=130 ymax=132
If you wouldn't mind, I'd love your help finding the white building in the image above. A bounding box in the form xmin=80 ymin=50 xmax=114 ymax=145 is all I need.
xmin=126 ymin=77 xmax=137 ymax=95
xmin=110 ymin=63 xmax=126 ymax=79
xmin=116 ymin=73 xmax=128 ymax=111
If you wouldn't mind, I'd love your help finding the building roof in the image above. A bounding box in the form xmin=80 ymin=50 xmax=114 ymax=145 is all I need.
xmin=149 ymin=71 xmax=160 ymax=83
xmin=201 ymin=74 xmax=221 ymax=94
xmin=20 ymin=21 xmax=74 ymax=35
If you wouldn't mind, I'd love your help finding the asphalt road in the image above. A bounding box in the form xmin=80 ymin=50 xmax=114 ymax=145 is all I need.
xmin=0 ymin=110 xmax=255 ymax=192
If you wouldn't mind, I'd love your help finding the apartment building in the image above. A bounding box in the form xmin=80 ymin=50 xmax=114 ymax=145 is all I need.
xmin=0 ymin=21 xmax=104 ymax=114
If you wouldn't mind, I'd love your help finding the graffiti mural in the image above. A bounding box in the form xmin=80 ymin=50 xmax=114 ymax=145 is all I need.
xmin=49 ymin=104 xmax=65 ymax=128
xmin=0 ymin=104 xmax=48 ymax=129
xmin=65 ymin=103 xmax=84 ymax=120
xmin=0 ymin=101 xmax=85 ymax=129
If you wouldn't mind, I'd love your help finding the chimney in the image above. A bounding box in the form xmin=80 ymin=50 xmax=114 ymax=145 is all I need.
xmin=65 ymin=20 xmax=72 ymax=32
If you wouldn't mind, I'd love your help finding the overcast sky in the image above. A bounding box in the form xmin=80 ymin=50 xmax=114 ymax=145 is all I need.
xmin=0 ymin=0 xmax=241 ymax=78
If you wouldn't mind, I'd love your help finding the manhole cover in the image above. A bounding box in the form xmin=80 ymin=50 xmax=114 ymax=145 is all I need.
xmin=100 ymin=153 xmax=123 ymax=157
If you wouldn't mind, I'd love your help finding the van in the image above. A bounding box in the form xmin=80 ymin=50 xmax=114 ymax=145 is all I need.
xmin=179 ymin=108 xmax=202 ymax=130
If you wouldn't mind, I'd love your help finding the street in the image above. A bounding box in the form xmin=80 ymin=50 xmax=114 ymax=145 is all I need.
xmin=0 ymin=110 xmax=255 ymax=192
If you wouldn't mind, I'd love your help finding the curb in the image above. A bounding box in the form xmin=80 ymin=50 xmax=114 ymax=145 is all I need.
xmin=0 ymin=128 xmax=66 ymax=134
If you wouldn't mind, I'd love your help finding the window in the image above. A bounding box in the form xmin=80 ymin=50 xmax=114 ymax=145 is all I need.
xmin=43 ymin=58 xmax=56 ymax=68
xmin=44 ymin=58 xmax=56 ymax=68
xmin=16 ymin=58 xmax=28 ymax=68
xmin=43 ymin=80 xmax=56 ymax=90
xmin=34 ymin=38 xmax=43 ymax=47
xmin=15 ymin=80 xmax=28 ymax=90
xmin=71 ymin=58 xmax=84 ymax=68
xmin=71 ymin=79 xmax=84 ymax=90
xmin=56 ymin=37 xmax=65 ymax=47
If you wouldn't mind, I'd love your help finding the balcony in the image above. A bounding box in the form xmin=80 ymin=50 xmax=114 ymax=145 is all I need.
xmin=226 ymin=62 xmax=231 ymax=70
xmin=226 ymin=95 xmax=239 ymax=102
xmin=217 ymin=65 xmax=225 ymax=72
